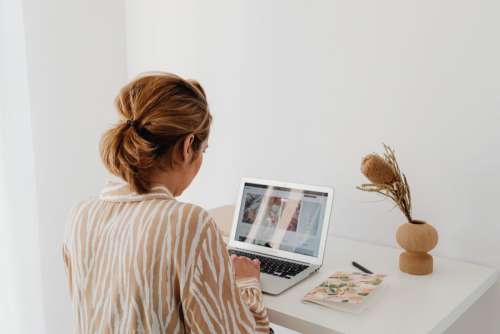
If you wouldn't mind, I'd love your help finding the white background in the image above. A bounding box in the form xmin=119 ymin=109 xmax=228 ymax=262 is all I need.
xmin=0 ymin=0 xmax=44 ymax=332
xmin=125 ymin=0 xmax=500 ymax=333
xmin=18 ymin=0 xmax=127 ymax=332
xmin=2 ymin=0 xmax=499 ymax=333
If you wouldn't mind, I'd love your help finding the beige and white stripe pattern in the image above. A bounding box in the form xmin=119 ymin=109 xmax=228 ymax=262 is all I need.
xmin=63 ymin=180 xmax=269 ymax=333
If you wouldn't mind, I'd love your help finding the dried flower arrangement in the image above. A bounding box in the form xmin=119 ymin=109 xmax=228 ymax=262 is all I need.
xmin=358 ymin=144 xmax=439 ymax=275
xmin=357 ymin=144 xmax=414 ymax=223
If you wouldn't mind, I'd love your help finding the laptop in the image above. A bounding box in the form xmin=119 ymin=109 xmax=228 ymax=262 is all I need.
xmin=228 ymin=178 xmax=334 ymax=295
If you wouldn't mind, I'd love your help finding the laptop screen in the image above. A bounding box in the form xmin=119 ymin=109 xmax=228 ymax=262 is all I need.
xmin=234 ymin=182 xmax=329 ymax=257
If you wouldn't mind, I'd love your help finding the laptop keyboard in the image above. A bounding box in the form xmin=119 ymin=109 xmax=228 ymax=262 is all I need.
xmin=228 ymin=249 xmax=309 ymax=279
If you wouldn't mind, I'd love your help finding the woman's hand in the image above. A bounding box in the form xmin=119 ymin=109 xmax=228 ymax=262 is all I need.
xmin=231 ymin=255 xmax=261 ymax=281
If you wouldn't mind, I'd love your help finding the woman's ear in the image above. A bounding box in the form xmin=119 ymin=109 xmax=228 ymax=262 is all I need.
xmin=181 ymin=134 xmax=195 ymax=163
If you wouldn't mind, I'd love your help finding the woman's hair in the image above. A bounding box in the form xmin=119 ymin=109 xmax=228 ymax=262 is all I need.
xmin=100 ymin=72 xmax=212 ymax=194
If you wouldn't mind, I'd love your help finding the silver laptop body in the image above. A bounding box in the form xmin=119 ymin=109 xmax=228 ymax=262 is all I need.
xmin=228 ymin=178 xmax=334 ymax=295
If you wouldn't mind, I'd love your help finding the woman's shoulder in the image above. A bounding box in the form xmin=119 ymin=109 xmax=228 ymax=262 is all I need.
xmin=162 ymin=201 xmax=221 ymax=252
xmin=63 ymin=196 xmax=99 ymax=245
xmin=166 ymin=200 xmax=214 ymax=229
xmin=72 ymin=196 xmax=99 ymax=214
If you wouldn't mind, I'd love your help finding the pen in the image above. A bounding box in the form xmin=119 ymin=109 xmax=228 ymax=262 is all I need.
xmin=352 ymin=261 xmax=373 ymax=274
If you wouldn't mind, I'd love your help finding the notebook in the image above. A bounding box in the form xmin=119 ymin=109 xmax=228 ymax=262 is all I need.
xmin=303 ymin=271 xmax=386 ymax=314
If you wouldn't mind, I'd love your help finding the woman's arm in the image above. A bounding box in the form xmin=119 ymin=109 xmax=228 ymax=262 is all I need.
xmin=182 ymin=219 xmax=270 ymax=333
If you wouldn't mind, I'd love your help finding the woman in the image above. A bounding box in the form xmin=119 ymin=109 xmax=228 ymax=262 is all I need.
xmin=62 ymin=72 xmax=270 ymax=333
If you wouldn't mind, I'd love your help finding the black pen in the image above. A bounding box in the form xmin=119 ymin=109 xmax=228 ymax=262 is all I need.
xmin=352 ymin=261 xmax=373 ymax=274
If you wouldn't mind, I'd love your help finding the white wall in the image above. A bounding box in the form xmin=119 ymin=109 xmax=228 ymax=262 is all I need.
xmin=125 ymin=0 xmax=500 ymax=332
xmin=0 ymin=0 xmax=44 ymax=332
xmin=20 ymin=0 xmax=127 ymax=332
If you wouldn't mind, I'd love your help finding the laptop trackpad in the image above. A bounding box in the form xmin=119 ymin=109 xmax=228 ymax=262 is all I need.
xmin=260 ymin=273 xmax=296 ymax=295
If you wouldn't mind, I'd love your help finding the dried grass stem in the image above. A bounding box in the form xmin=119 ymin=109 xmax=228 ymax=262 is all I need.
xmin=357 ymin=144 xmax=413 ymax=222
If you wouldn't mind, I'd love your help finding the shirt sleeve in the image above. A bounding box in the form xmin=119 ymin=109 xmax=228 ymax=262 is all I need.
xmin=62 ymin=203 xmax=80 ymax=299
xmin=62 ymin=243 xmax=74 ymax=297
xmin=182 ymin=219 xmax=270 ymax=333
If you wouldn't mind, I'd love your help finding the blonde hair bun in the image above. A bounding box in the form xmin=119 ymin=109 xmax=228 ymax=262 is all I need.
xmin=100 ymin=72 xmax=211 ymax=194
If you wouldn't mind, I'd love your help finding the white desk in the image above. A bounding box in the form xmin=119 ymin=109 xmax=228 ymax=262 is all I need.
xmin=264 ymin=236 xmax=497 ymax=334
xmin=209 ymin=206 xmax=498 ymax=334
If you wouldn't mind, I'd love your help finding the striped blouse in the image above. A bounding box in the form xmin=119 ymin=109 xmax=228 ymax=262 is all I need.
xmin=62 ymin=180 xmax=269 ymax=333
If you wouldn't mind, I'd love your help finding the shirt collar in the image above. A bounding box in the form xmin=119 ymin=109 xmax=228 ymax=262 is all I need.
xmin=99 ymin=178 xmax=174 ymax=202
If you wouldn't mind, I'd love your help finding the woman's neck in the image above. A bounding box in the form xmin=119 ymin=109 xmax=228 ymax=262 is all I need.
xmin=148 ymin=170 xmax=183 ymax=197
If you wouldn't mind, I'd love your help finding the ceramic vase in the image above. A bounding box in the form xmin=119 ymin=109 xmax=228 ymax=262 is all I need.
xmin=396 ymin=220 xmax=438 ymax=275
